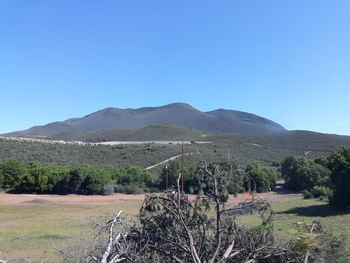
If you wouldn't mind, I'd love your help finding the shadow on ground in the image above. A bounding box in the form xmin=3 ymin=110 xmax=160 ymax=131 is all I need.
xmin=274 ymin=181 xmax=301 ymax=195
xmin=277 ymin=204 xmax=348 ymax=217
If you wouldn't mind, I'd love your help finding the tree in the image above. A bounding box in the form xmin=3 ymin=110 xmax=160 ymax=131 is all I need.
xmin=80 ymin=169 xmax=112 ymax=195
xmin=65 ymin=166 xmax=89 ymax=193
xmin=281 ymin=156 xmax=330 ymax=190
xmin=328 ymin=147 xmax=350 ymax=209
xmin=15 ymin=164 xmax=50 ymax=193
xmin=246 ymin=167 xmax=277 ymax=193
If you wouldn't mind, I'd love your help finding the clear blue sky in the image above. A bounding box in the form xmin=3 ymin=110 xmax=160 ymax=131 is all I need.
xmin=1 ymin=1 xmax=349 ymax=135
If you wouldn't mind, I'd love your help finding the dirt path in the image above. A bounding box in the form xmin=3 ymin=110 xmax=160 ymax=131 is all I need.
xmin=145 ymin=152 xmax=193 ymax=170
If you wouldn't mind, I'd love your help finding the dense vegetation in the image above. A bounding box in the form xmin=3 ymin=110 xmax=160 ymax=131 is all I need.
xmin=0 ymin=159 xmax=277 ymax=196
xmin=281 ymin=146 xmax=350 ymax=209
xmin=51 ymin=124 xmax=207 ymax=142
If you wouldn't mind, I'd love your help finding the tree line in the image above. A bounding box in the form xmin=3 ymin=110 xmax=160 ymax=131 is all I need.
xmin=0 ymin=161 xmax=155 ymax=195
xmin=0 ymin=159 xmax=278 ymax=196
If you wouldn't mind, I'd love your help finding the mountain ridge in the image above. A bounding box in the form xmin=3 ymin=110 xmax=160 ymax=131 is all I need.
xmin=2 ymin=103 xmax=286 ymax=137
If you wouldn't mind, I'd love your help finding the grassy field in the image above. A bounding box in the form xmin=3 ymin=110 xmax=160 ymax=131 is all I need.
xmin=0 ymin=194 xmax=349 ymax=263
xmin=0 ymin=199 xmax=142 ymax=263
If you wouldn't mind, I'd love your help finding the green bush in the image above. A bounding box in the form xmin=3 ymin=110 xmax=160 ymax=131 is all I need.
xmin=303 ymin=190 xmax=314 ymax=199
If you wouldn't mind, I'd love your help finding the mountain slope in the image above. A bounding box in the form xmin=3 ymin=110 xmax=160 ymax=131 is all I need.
xmin=51 ymin=124 xmax=208 ymax=142
xmin=1 ymin=130 xmax=350 ymax=169
xmin=2 ymin=103 xmax=286 ymax=137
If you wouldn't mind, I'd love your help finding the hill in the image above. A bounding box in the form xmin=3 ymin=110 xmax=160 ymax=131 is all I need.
xmin=2 ymin=103 xmax=286 ymax=137
xmin=1 ymin=130 xmax=350 ymax=170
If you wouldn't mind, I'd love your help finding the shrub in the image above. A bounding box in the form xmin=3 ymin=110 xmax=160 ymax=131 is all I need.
xmin=114 ymin=184 xmax=144 ymax=194
xmin=303 ymin=190 xmax=314 ymax=199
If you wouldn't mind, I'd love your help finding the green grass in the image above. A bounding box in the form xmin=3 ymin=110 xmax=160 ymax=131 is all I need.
xmin=237 ymin=196 xmax=350 ymax=241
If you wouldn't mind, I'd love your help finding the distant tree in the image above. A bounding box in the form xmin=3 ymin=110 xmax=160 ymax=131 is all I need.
xmin=328 ymin=147 xmax=350 ymax=209
xmin=246 ymin=167 xmax=278 ymax=193
xmin=159 ymin=161 xmax=181 ymax=190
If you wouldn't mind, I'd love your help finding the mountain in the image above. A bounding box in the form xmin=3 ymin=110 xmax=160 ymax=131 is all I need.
xmin=2 ymin=103 xmax=286 ymax=137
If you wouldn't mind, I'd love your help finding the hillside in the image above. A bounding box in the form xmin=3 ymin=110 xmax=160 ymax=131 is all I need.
xmin=1 ymin=130 xmax=350 ymax=170
xmin=51 ymin=124 xmax=209 ymax=142
xmin=2 ymin=103 xmax=286 ymax=137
